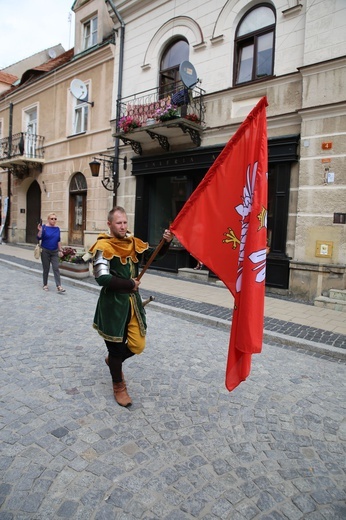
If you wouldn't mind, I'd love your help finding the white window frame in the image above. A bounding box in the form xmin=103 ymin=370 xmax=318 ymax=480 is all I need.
xmin=83 ymin=16 xmax=98 ymax=50
xmin=72 ymin=85 xmax=89 ymax=135
xmin=24 ymin=106 xmax=38 ymax=157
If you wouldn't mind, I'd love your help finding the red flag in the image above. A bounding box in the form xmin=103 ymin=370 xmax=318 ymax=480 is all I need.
xmin=170 ymin=96 xmax=268 ymax=391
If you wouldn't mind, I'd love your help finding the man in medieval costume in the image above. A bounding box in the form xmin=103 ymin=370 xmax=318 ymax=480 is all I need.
xmin=88 ymin=206 xmax=173 ymax=407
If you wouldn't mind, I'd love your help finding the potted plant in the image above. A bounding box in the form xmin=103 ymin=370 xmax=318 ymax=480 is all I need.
xmin=118 ymin=115 xmax=142 ymax=133
xmin=183 ymin=113 xmax=201 ymax=124
xmin=59 ymin=247 xmax=90 ymax=279
xmin=155 ymin=104 xmax=180 ymax=122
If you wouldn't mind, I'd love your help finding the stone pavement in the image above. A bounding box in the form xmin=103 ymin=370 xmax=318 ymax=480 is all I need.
xmin=0 ymin=242 xmax=345 ymax=355
xmin=0 ymin=245 xmax=346 ymax=519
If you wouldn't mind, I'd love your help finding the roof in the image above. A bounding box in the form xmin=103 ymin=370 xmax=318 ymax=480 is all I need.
xmin=19 ymin=48 xmax=74 ymax=86
xmin=1 ymin=45 xmax=66 ymax=78
xmin=0 ymin=48 xmax=74 ymax=100
xmin=0 ymin=71 xmax=18 ymax=85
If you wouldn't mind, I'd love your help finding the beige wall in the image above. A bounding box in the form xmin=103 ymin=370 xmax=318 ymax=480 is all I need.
xmin=74 ymin=0 xmax=114 ymax=55
xmin=0 ymin=43 xmax=116 ymax=246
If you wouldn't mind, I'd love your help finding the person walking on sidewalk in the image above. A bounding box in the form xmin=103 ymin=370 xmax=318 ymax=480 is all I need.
xmin=88 ymin=206 xmax=173 ymax=407
xmin=37 ymin=213 xmax=66 ymax=293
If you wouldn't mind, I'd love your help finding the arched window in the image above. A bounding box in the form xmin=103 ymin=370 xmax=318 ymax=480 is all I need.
xmin=234 ymin=5 xmax=275 ymax=85
xmin=70 ymin=172 xmax=87 ymax=192
xmin=159 ymin=39 xmax=189 ymax=97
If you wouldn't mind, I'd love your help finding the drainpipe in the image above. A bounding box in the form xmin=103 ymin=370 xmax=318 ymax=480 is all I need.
xmin=5 ymin=103 xmax=14 ymax=242
xmin=106 ymin=0 xmax=125 ymax=207
xmin=8 ymin=103 xmax=13 ymax=158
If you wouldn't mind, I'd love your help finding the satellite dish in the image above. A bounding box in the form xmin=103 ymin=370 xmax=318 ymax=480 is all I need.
xmin=179 ymin=61 xmax=198 ymax=89
xmin=70 ymin=79 xmax=88 ymax=100
xmin=48 ymin=49 xmax=56 ymax=59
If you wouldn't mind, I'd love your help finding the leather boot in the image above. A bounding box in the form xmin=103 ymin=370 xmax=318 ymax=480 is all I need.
xmin=105 ymin=356 xmax=125 ymax=384
xmin=113 ymin=382 xmax=132 ymax=407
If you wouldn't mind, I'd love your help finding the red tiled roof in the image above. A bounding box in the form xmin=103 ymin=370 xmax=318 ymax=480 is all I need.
xmin=0 ymin=71 xmax=18 ymax=85
xmin=19 ymin=48 xmax=74 ymax=85
xmin=32 ymin=48 xmax=74 ymax=72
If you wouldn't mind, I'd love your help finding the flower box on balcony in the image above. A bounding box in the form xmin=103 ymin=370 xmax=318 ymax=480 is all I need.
xmin=155 ymin=104 xmax=180 ymax=122
xmin=118 ymin=116 xmax=142 ymax=133
xmin=183 ymin=114 xmax=201 ymax=124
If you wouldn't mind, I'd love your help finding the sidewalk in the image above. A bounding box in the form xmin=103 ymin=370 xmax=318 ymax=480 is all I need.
xmin=1 ymin=242 xmax=345 ymax=357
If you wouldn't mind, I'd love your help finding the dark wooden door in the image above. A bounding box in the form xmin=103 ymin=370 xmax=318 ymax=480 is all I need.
xmin=26 ymin=181 xmax=41 ymax=243
xmin=68 ymin=173 xmax=87 ymax=246
xmin=266 ymin=163 xmax=291 ymax=289
xmin=68 ymin=193 xmax=86 ymax=246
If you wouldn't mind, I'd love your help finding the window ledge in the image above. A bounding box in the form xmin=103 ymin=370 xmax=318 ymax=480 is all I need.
xmin=193 ymin=42 xmax=207 ymax=51
xmin=282 ymin=4 xmax=303 ymax=17
xmin=210 ymin=35 xmax=224 ymax=45
xmin=233 ymin=74 xmax=276 ymax=88
xmin=67 ymin=132 xmax=87 ymax=139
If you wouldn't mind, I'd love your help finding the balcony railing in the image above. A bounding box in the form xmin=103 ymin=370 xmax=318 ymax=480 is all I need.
xmin=0 ymin=131 xmax=45 ymax=178
xmin=117 ymin=83 xmax=205 ymax=127
xmin=112 ymin=83 xmax=205 ymax=155
xmin=0 ymin=131 xmax=45 ymax=161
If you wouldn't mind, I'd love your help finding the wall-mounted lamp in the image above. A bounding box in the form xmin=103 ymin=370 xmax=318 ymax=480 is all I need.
xmin=89 ymin=154 xmax=126 ymax=192
xmin=89 ymin=159 xmax=103 ymax=177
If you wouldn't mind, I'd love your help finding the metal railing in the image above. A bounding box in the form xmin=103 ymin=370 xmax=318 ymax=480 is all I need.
xmin=0 ymin=132 xmax=45 ymax=160
xmin=116 ymin=82 xmax=205 ymax=129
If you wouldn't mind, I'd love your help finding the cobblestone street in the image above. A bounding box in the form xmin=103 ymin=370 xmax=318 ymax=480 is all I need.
xmin=0 ymin=263 xmax=345 ymax=519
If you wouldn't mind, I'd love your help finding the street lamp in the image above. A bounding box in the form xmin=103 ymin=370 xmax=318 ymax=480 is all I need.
xmin=89 ymin=159 xmax=102 ymax=177
xmin=89 ymin=154 xmax=126 ymax=192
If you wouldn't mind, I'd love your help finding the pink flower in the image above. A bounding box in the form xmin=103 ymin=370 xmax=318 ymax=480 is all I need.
xmin=118 ymin=115 xmax=142 ymax=133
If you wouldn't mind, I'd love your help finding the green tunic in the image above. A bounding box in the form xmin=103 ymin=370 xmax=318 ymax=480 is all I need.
xmin=89 ymin=233 xmax=169 ymax=344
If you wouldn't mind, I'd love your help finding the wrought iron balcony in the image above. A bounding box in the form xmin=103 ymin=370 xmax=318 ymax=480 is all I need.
xmin=0 ymin=131 xmax=45 ymax=178
xmin=112 ymin=83 xmax=205 ymax=155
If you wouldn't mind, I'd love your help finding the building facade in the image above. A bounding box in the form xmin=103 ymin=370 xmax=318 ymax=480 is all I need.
xmin=1 ymin=0 xmax=345 ymax=301
xmin=0 ymin=0 xmax=116 ymax=247
xmin=108 ymin=0 xmax=346 ymax=300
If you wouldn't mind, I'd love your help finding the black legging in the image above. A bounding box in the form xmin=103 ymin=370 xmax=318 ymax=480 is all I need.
xmin=105 ymin=341 xmax=135 ymax=383
xmin=105 ymin=308 xmax=135 ymax=383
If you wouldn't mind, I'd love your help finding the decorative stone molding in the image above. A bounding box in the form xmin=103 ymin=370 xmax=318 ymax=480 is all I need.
xmin=210 ymin=35 xmax=224 ymax=45
xmin=282 ymin=4 xmax=303 ymax=17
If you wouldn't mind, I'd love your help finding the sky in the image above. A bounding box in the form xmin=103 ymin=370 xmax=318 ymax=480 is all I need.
xmin=0 ymin=0 xmax=75 ymax=69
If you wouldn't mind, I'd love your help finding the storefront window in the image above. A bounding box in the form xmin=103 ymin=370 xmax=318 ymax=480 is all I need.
xmin=148 ymin=175 xmax=191 ymax=245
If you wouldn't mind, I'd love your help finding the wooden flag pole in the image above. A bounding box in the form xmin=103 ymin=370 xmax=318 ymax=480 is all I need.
xmin=137 ymin=238 xmax=166 ymax=281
